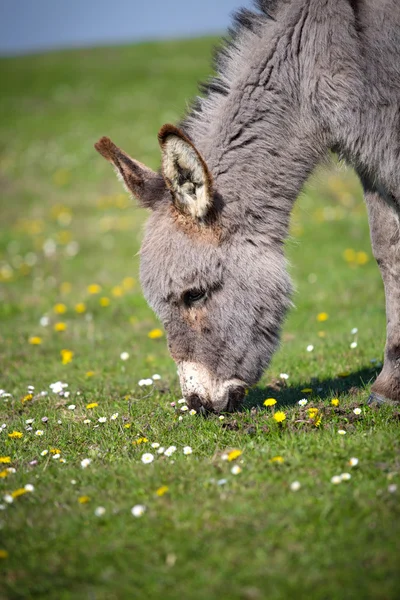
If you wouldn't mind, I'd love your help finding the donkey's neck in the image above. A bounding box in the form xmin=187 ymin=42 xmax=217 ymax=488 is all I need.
xmin=184 ymin=1 xmax=329 ymax=242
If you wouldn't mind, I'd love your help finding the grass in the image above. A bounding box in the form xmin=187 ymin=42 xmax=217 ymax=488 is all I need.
xmin=0 ymin=37 xmax=399 ymax=600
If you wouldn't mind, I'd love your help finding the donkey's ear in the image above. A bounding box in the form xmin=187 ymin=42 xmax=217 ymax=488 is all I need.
xmin=158 ymin=124 xmax=213 ymax=220
xmin=94 ymin=136 xmax=166 ymax=209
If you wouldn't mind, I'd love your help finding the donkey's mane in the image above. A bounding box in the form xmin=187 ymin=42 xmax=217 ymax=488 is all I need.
xmin=181 ymin=0 xmax=278 ymax=138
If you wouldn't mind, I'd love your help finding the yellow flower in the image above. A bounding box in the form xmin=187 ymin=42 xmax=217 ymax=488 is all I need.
xmin=270 ymin=456 xmax=284 ymax=464
xmin=60 ymin=281 xmax=72 ymax=294
xmin=356 ymin=251 xmax=369 ymax=265
xmin=331 ymin=398 xmax=339 ymax=407
xmin=0 ymin=456 xmax=11 ymax=464
xmin=75 ymin=302 xmax=86 ymax=314
xmin=317 ymin=312 xmax=329 ymax=322
xmin=122 ymin=277 xmax=136 ymax=290
xmin=273 ymin=411 xmax=286 ymax=423
xmin=301 ymin=388 xmax=313 ymax=393
xmin=50 ymin=448 xmax=61 ymax=454
xmin=54 ymin=322 xmax=67 ymax=332
xmin=132 ymin=437 xmax=148 ymax=445
xmin=314 ymin=415 xmax=322 ymax=427
xmin=21 ymin=393 xmax=33 ymax=404
xmin=54 ymin=303 xmax=67 ymax=314
xmin=99 ymin=296 xmax=110 ymax=307
xmin=86 ymin=402 xmax=98 ymax=409
xmin=61 ymin=349 xmax=74 ymax=364
xmin=0 ymin=470 xmax=10 ymax=478
xmin=263 ymin=398 xmax=277 ymax=407
xmin=112 ymin=285 xmax=124 ymax=297
xmin=87 ymin=284 xmax=101 ymax=295
xmin=227 ymin=449 xmax=242 ymax=461
xmin=8 ymin=431 xmax=23 ymax=439
xmin=308 ymin=408 xmax=319 ymax=419
xmin=156 ymin=485 xmax=169 ymax=497
xmin=148 ymin=328 xmax=163 ymax=339
xmin=343 ymin=248 xmax=356 ymax=263
xmin=11 ymin=488 xmax=28 ymax=499
xmin=78 ymin=495 xmax=90 ymax=504
xmin=318 ymin=331 xmax=326 ymax=338
xmin=124 ymin=423 xmax=131 ymax=429
xmin=86 ymin=371 xmax=95 ymax=377
xmin=29 ymin=336 xmax=42 ymax=345
xmin=0 ymin=550 xmax=9 ymax=559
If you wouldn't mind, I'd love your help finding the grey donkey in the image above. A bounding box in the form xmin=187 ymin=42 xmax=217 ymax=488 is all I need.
xmin=95 ymin=0 xmax=400 ymax=412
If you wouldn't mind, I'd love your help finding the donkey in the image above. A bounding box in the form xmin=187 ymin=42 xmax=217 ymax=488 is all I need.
xmin=95 ymin=0 xmax=400 ymax=412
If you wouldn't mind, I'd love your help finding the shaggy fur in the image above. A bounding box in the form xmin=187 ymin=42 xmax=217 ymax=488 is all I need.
xmin=96 ymin=0 xmax=400 ymax=408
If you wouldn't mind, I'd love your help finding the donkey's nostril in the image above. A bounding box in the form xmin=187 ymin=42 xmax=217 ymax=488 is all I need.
xmin=227 ymin=386 xmax=246 ymax=412
xmin=186 ymin=394 xmax=203 ymax=412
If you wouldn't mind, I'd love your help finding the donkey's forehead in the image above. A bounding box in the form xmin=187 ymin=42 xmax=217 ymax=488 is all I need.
xmin=140 ymin=208 xmax=224 ymax=293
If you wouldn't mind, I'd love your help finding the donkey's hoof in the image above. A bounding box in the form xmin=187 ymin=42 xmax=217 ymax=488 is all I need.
xmin=367 ymin=392 xmax=395 ymax=406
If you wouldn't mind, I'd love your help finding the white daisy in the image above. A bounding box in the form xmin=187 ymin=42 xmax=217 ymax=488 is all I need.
xmin=157 ymin=447 xmax=165 ymax=454
xmin=52 ymin=453 xmax=60 ymax=460
xmin=183 ymin=446 xmax=192 ymax=455
xmin=67 ymin=405 xmax=76 ymax=411
xmin=290 ymin=481 xmax=301 ymax=491
xmin=189 ymin=409 xmax=197 ymax=415
xmin=4 ymin=494 xmax=13 ymax=504
xmin=141 ymin=453 xmax=154 ymax=464
xmin=95 ymin=506 xmax=106 ymax=517
xmin=280 ymin=373 xmax=289 ymax=380
xmin=138 ymin=378 xmax=153 ymax=386
xmin=349 ymin=457 xmax=359 ymax=467
xmin=25 ymin=419 xmax=34 ymax=425
xmin=80 ymin=458 xmax=91 ymax=469
xmin=164 ymin=446 xmax=176 ymax=457
xmin=306 ymin=345 xmax=314 ymax=352
xmin=219 ymin=415 xmax=225 ymax=421
xmin=351 ymin=327 xmax=358 ymax=335
xmin=98 ymin=417 xmax=107 ymax=423
xmin=131 ymin=504 xmax=146 ymax=517
xmin=110 ymin=413 xmax=119 ymax=420
xmin=338 ymin=430 xmax=347 ymax=435
xmin=152 ymin=374 xmax=161 ymax=380
xmin=231 ymin=465 xmax=242 ymax=475
xmin=178 ymin=399 xmax=186 ymax=404
xmin=388 ymin=484 xmax=397 ymax=493
xmin=350 ymin=342 xmax=358 ymax=349
xmin=24 ymin=484 xmax=34 ymax=492
xmin=180 ymin=406 xmax=188 ymax=412
xmin=298 ymin=399 xmax=308 ymax=406
xmin=35 ymin=430 xmax=44 ymax=436
xmin=331 ymin=475 xmax=342 ymax=485
xmin=120 ymin=352 xmax=129 ymax=361
xmin=353 ymin=408 xmax=361 ymax=415
xmin=151 ymin=443 xmax=160 ymax=449
xmin=83 ymin=419 xmax=91 ymax=424
xmin=40 ymin=449 xmax=48 ymax=456
xmin=340 ymin=473 xmax=351 ymax=481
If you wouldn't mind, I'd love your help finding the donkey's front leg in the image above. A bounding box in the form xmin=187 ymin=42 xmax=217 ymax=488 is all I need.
xmin=364 ymin=187 xmax=400 ymax=404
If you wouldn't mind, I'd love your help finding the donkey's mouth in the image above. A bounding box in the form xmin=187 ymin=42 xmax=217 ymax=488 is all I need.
xmin=178 ymin=361 xmax=247 ymax=413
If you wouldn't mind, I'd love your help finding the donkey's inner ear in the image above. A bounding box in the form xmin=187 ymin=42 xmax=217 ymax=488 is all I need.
xmin=158 ymin=124 xmax=213 ymax=220
xmin=94 ymin=137 xmax=166 ymax=210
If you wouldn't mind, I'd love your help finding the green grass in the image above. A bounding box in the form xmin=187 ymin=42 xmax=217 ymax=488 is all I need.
xmin=0 ymin=38 xmax=399 ymax=600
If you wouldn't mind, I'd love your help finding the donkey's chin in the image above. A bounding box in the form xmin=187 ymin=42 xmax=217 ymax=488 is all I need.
xmin=177 ymin=361 xmax=247 ymax=413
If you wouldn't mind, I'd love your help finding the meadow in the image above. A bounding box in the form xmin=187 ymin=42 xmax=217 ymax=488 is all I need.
xmin=0 ymin=38 xmax=399 ymax=599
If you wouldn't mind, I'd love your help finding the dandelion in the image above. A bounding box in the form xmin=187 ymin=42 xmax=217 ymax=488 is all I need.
xmin=350 ymin=342 xmax=358 ymax=349
xmin=263 ymin=398 xmax=277 ymax=407
xmin=152 ymin=374 xmax=161 ymax=380
xmin=183 ymin=446 xmax=193 ymax=455
xmin=331 ymin=398 xmax=339 ymax=407
xmin=273 ymin=411 xmax=286 ymax=423
xmin=338 ymin=430 xmax=347 ymax=435
xmin=83 ymin=419 xmax=91 ymax=424
xmin=124 ymin=423 xmax=131 ymax=429
xmin=314 ymin=415 xmax=322 ymax=427
xmin=132 ymin=437 xmax=148 ymax=445
xmin=0 ymin=457 xmax=11 ymax=464
xmin=356 ymin=251 xmax=369 ymax=265
xmin=120 ymin=352 xmax=129 ymax=361
xmin=67 ymin=405 xmax=76 ymax=411
xmin=54 ymin=303 xmax=67 ymax=314
xmin=280 ymin=373 xmax=289 ymax=380
xmin=228 ymin=449 xmax=242 ymax=461
xmin=270 ymin=456 xmax=284 ymax=464
xmin=24 ymin=484 xmax=34 ymax=492
xmin=75 ymin=302 xmax=86 ymax=313
xmin=317 ymin=312 xmax=329 ymax=322
xmin=156 ymin=486 xmax=169 ymax=497
xmin=164 ymin=446 xmax=176 ymax=457
xmin=21 ymin=394 xmax=33 ymax=404
xmin=353 ymin=408 xmax=362 ymax=415
xmin=86 ymin=402 xmax=98 ymax=409
xmin=40 ymin=450 xmax=48 ymax=456
xmin=0 ymin=550 xmax=8 ymax=559
xmin=86 ymin=371 xmax=95 ymax=377
xmin=78 ymin=496 xmax=90 ymax=504
xmin=0 ymin=470 xmax=9 ymax=479
xmin=87 ymin=284 xmax=101 ymax=295
xmin=99 ymin=297 xmax=110 ymax=307
xmin=231 ymin=465 xmax=242 ymax=475
xmin=8 ymin=431 xmax=23 ymax=439
xmin=141 ymin=453 xmax=154 ymax=464
xmin=11 ymin=488 xmax=28 ymax=499
xmin=151 ymin=443 xmax=160 ymax=449
xmin=290 ymin=481 xmax=301 ymax=491
xmin=110 ymin=413 xmax=118 ymax=420
xmin=54 ymin=322 xmax=67 ymax=332
xmin=388 ymin=484 xmax=397 ymax=493
xmin=29 ymin=336 xmax=42 ymax=345
xmin=80 ymin=458 xmax=91 ymax=469
xmin=306 ymin=345 xmax=314 ymax=352
xmin=298 ymin=399 xmax=308 ymax=406
xmin=189 ymin=409 xmax=197 ymax=415
xmin=95 ymin=506 xmax=106 ymax=517
xmin=308 ymin=408 xmax=319 ymax=419
xmin=340 ymin=473 xmax=351 ymax=481
xmin=131 ymin=505 xmax=146 ymax=517
xmin=61 ymin=349 xmax=73 ymax=364
xmin=98 ymin=417 xmax=107 ymax=423
xmin=331 ymin=475 xmax=342 ymax=485
xmin=148 ymin=328 xmax=163 ymax=339
xmin=349 ymin=457 xmax=359 ymax=467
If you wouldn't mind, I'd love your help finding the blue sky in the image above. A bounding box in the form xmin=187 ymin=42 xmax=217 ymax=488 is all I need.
xmin=0 ymin=0 xmax=253 ymax=55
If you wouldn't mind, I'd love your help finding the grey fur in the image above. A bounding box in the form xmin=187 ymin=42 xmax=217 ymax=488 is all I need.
xmin=96 ymin=0 xmax=400 ymax=408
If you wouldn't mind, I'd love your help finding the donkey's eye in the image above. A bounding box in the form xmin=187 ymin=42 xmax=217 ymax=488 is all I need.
xmin=183 ymin=289 xmax=207 ymax=307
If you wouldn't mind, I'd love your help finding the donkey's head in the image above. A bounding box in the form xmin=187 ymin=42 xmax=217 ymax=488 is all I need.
xmin=95 ymin=126 xmax=291 ymax=412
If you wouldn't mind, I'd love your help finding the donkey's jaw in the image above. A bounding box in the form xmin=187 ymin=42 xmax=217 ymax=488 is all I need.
xmin=177 ymin=361 xmax=246 ymax=413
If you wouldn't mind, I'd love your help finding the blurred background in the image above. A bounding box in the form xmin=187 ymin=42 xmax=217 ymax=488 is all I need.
xmin=0 ymin=0 xmax=250 ymax=55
